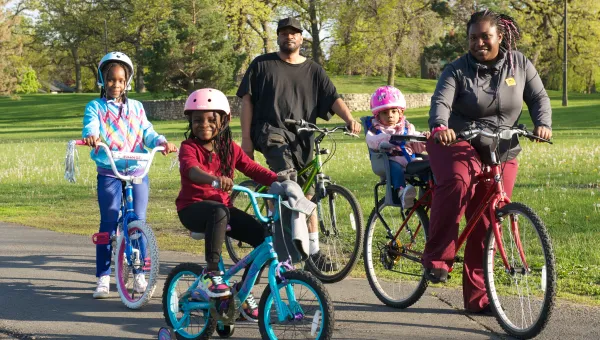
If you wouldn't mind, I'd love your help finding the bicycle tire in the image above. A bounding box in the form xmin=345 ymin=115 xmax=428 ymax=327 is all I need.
xmin=364 ymin=197 xmax=429 ymax=308
xmin=226 ymin=180 xmax=266 ymax=263
xmin=258 ymin=270 xmax=334 ymax=340
xmin=484 ymin=202 xmax=556 ymax=339
xmin=305 ymin=184 xmax=364 ymax=283
xmin=115 ymin=220 xmax=159 ymax=309
xmin=162 ymin=263 xmax=216 ymax=340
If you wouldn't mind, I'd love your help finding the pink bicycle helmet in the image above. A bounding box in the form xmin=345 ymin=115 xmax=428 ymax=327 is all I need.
xmin=370 ymin=85 xmax=406 ymax=116
xmin=184 ymin=88 xmax=231 ymax=116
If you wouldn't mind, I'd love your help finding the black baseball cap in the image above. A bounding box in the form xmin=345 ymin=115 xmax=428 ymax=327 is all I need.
xmin=277 ymin=17 xmax=303 ymax=34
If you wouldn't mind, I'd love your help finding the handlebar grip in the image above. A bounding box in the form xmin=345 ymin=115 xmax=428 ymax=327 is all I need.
xmin=75 ymin=140 xmax=88 ymax=146
xmin=284 ymin=119 xmax=302 ymax=126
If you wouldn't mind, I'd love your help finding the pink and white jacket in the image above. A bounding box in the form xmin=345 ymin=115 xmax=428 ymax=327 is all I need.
xmin=365 ymin=116 xmax=427 ymax=168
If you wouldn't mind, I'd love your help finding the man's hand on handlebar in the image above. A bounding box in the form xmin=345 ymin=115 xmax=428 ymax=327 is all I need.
xmin=434 ymin=129 xmax=456 ymax=146
xmin=532 ymin=126 xmax=552 ymax=143
xmin=345 ymin=119 xmax=362 ymax=135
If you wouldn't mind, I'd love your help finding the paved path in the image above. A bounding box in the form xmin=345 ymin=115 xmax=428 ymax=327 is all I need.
xmin=0 ymin=222 xmax=598 ymax=339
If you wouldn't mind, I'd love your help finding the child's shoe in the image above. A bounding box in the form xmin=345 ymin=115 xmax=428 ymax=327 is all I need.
xmin=93 ymin=275 xmax=110 ymax=299
xmin=400 ymin=185 xmax=417 ymax=209
xmin=192 ymin=271 xmax=231 ymax=299
xmin=134 ymin=273 xmax=148 ymax=293
xmin=233 ymin=283 xmax=259 ymax=321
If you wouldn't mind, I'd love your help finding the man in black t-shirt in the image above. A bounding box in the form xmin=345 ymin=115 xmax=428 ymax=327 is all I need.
xmin=237 ymin=16 xmax=361 ymax=271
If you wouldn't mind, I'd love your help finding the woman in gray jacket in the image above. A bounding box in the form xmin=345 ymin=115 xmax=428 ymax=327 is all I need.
xmin=421 ymin=10 xmax=552 ymax=314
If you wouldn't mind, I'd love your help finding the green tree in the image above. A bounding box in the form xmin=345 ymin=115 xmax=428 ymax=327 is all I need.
xmin=0 ymin=0 xmax=26 ymax=95
xmin=16 ymin=66 xmax=41 ymax=93
xmin=145 ymin=0 xmax=241 ymax=96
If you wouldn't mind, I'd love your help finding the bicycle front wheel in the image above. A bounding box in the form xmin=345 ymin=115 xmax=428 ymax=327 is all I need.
xmin=258 ymin=270 xmax=334 ymax=340
xmin=163 ymin=263 xmax=215 ymax=340
xmin=115 ymin=220 xmax=159 ymax=309
xmin=227 ymin=180 xmax=267 ymax=262
xmin=306 ymin=184 xmax=363 ymax=283
xmin=364 ymin=198 xmax=429 ymax=308
xmin=484 ymin=202 xmax=556 ymax=339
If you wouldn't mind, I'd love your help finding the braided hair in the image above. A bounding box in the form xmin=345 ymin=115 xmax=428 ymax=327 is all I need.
xmin=184 ymin=112 xmax=234 ymax=178
xmin=467 ymin=10 xmax=521 ymax=75
xmin=99 ymin=62 xmax=130 ymax=103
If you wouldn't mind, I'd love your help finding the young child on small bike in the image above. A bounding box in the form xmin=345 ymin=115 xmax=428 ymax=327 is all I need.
xmin=82 ymin=51 xmax=177 ymax=299
xmin=176 ymin=88 xmax=278 ymax=320
xmin=365 ymin=85 xmax=429 ymax=208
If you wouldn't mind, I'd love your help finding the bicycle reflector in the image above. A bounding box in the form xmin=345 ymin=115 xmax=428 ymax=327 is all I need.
xmin=92 ymin=232 xmax=111 ymax=245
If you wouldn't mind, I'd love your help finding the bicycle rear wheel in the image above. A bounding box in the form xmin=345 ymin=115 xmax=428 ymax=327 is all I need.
xmin=484 ymin=202 xmax=556 ymax=339
xmin=364 ymin=198 xmax=429 ymax=308
xmin=258 ymin=270 xmax=334 ymax=340
xmin=226 ymin=180 xmax=267 ymax=262
xmin=163 ymin=263 xmax=215 ymax=340
xmin=305 ymin=184 xmax=363 ymax=283
xmin=115 ymin=220 xmax=159 ymax=309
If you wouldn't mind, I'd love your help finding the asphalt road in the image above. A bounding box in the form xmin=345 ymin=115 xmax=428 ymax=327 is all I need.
xmin=1 ymin=222 xmax=598 ymax=339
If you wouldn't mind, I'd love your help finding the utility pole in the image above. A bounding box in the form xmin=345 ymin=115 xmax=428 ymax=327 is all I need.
xmin=562 ymin=0 xmax=568 ymax=106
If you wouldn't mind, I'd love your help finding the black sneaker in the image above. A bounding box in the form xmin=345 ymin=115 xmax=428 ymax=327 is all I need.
xmin=424 ymin=268 xmax=449 ymax=283
xmin=308 ymin=251 xmax=339 ymax=272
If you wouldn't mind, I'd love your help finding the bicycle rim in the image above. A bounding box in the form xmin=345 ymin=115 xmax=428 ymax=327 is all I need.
xmin=115 ymin=221 xmax=158 ymax=309
xmin=162 ymin=263 xmax=214 ymax=340
xmin=258 ymin=271 xmax=334 ymax=340
xmin=307 ymin=184 xmax=363 ymax=283
xmin=484 ymin=202 xmax=556 ymax=338
xmin=364 ymin=198 xmax=429 ymax=308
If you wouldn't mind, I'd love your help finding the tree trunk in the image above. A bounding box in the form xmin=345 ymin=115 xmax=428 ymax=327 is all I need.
xmin=71 ymin=46 xmax=82 ymax=93
xmin=420 ymin=53 xmax=427 ymax=79
xmin=387 ymin=56 xmax=396 ymax=86
xmin=308 ymin=0 xmax=322 ymax=65
xmin=261 ymin=20 xmax=272 ymax=53
xmin=135 ymin=43 xmax=146 ymax=93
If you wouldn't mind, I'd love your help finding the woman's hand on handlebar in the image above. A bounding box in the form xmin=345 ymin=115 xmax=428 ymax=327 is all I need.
xmin=533 ymin=126 xmax=552 ymax=142
xmin=434 ymin=129 xmax=456 ymax=146
xmin=83 ymin=136 xmax=101 ymax=148
xmin=161 ymin=142 xmax=178 ymax=155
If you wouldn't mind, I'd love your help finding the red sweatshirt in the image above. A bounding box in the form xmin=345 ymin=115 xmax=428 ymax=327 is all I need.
xmin=176 ymin=139 xmax=277 ymax=211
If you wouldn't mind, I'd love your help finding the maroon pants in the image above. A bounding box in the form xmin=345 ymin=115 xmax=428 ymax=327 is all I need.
xmin=422 ymin=139 xmax=518 ymax=312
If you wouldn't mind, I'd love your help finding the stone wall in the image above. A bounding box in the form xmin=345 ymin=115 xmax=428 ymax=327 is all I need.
xmin=142 ymin=93 xmax=433 ymax=120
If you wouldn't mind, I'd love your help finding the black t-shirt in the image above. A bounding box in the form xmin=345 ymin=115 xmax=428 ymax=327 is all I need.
xmin=236 ymin=53 xmax=339 ymax=162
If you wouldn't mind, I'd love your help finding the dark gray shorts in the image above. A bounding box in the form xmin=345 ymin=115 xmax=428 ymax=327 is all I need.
xmin=257 ymin=133 xmax=315 ymax=196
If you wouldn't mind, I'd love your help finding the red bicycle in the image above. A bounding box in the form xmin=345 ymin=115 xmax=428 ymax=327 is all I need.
xmin=363 ymin=124 xmax=556 ymax=339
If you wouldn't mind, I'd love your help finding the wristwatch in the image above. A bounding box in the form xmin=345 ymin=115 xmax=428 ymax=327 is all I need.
xmin=211 ymin=179 xmax=220 ymax=189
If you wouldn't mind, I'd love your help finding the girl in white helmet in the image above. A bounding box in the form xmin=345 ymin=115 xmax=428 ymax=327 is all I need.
xmin=82 ymin=52 xmax=177 ymax=299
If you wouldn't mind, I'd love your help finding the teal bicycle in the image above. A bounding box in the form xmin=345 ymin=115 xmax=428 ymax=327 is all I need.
xmin=227 ymin=119 xmax=364 ymax=284
xmin=160 ymin=184 xmax=335 ymax=340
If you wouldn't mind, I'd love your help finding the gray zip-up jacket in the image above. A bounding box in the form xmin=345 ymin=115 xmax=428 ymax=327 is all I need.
xmin=429 ymin=49 xmax=552 ymax=163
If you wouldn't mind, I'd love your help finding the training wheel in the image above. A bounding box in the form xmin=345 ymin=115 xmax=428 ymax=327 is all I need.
xmin=158 ymin=327 xmax=175 ymax=340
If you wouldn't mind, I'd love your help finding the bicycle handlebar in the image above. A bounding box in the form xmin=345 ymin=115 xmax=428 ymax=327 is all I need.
xmin=75 ymin=140 xmax=165 ymax=182
xmin=284 ymin=118 xmax=359 ymax=138
xmin=389 ymin=134 xmax=428 ymax=143
xmin=456 ymin=125 xmax=553 ymax=145
xmin=210 ymin=182 xmax=280 ymax=224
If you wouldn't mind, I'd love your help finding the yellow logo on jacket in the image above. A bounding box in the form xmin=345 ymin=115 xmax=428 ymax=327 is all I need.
xmin=505 ymin=77 xmax=516 ymax=86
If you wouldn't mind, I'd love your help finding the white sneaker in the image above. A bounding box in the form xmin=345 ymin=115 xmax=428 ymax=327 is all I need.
xmin=93 ymin=275 xmax=110 ymax=299
xmin=400 ymin=185 xmax=417 ymax=209
xmin=134 ymin=273 xmax=148 ymax=293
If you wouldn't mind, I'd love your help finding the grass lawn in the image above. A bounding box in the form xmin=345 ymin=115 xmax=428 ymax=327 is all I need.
xmin=1 ymin=89 xmax=599 ymax=305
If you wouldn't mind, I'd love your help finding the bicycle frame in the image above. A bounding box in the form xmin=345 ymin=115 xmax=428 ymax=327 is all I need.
xmin=174 ymin=185 xmax=302 ymax=329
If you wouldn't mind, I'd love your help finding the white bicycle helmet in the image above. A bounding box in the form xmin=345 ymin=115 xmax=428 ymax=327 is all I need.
xmin=97 ymin=51 xmax=134 ymax=91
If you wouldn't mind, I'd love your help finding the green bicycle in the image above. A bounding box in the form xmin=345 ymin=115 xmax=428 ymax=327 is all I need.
xmin=227 ymin=119 xmax=364 ymax=283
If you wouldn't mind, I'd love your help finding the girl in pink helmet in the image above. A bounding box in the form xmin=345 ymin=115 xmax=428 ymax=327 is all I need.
xmin=175 ymin=88 xmax=277 ymax=320
xmin=83 ymin=52 xmax=178 ymax=299
xmin=365 ymin=85 xmax=430 ymax=208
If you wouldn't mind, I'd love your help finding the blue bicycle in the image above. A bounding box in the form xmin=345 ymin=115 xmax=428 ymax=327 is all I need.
xmin=159 ymin=185 xmax=335 ymax=340
xmin=66 ymin=140 xmax=162 ymax=309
